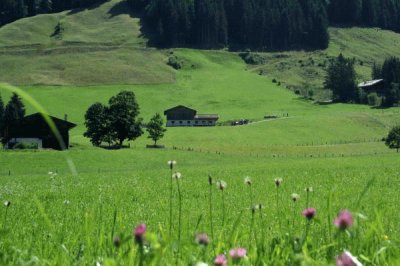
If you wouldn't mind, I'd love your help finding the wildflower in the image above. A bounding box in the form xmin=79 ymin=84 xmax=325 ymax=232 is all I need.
xmin=336 ymin=250 xmax=362 ymax=266
xmin=195 ymin=233 xmax=209 ymax=246
xmin=214 ymin=254 xmax=227 ymax=266
xmin=172 ymin=172 xmax=182 ymax=179
xmin=113 ymin=236 xmax=121 ymax=247
xmin=4 ymin=201 xmax=11 ymax=207
xmin=63 ymin=200 xmax=70 ymax=205
xmin=291 ymin=193 xmax=300 ymax=202
xmin=216 ymin=180 xmax=227 ymax=191
xmin=305 ymin=187 xmax=313 ymax=193
xmin=384 ymin=235 xmax=389 ymax=241
xmin=244 ymin=176 xmax=252 ymax=186
xmin=48 ymin=171 xmax=53 ymax=175
xmin=229 ymin=247 xmax=247 ymax=260
xmin=168 ymin=160 xmax=176 ymax=170
xmin=334 ymin=210 xmax=354 ymax=230
xmin=133 ymin=224 xmax=147 ymax=244
xmin=252 ymin=203 xmax=263 ymax=213
xmin=208 ymin=175 xmax=213 ymax=185
xmin=274 ymin=178 xmax=283 ymax=187
xmin=196 ymin=262 xmax=208 ymax=266
xmin=303 ymin=208 xmax=316 ymax=220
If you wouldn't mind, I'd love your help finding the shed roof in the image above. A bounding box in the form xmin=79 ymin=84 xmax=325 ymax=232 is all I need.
xmin=358 ymin=79 xmax=384 ymax=88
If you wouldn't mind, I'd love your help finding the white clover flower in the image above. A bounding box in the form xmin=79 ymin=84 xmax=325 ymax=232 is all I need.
xmin=305 ymin=187 xmax=313 ymax=193
xmin=274 ymin=178 xmax=283 ymax=187
xmin=172 ymin=172 xmax=182 ymax=179
xmin=244 ymin=176 xmax=252 ymax=186
xmin=4 ymin=201 xmax=11 ymax=207
xmin=291 ymin=193 xmax=300 ymax=202
xmin=168 ymin=160 xmax=177 ymax=170
xmin=216 ymin=180 xmax=227 ymax=191
xmin=196 ymin=262 xmax=208 ymax=266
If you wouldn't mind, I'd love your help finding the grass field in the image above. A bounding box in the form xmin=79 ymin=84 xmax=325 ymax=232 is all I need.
xmin=1 ymin=48 xmax=400 ymax=264
xmin=1 ymin=1 xmax=400 ymax=264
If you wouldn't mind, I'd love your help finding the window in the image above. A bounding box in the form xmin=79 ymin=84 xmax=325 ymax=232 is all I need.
xmin=171 ymin=121 xmax=175 ymax=124
xmin=208 ymin=121 xmax=212 ymax=124
xmin=195 ymin=121 xmax=198 ymax=124
xmin=188 ymin=121 xmax=191 ymax=124
xmin=179 ymin=121 xmax=183 ymax=124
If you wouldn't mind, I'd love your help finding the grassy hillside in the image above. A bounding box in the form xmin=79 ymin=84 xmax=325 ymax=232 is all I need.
xmin=0 ymin=0 xmax=175 ymax=85
xmin=250 ymin=28 xmax=400 ymax=100
xmin=1 ymin=0 xmax=400 ymax=90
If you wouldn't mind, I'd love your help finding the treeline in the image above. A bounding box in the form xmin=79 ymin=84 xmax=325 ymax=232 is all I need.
xmin=324 ymin=54 xmax=400 ymax=107
xmin=328 ymin=0 xmax=400 ymax=32
xmin=371 ymin=57 xmax=400 ymax=106
xmin=0 ymin=0 xmax=105 ymax=26
xmin=128 ymin=0 xmax=329 ymax=50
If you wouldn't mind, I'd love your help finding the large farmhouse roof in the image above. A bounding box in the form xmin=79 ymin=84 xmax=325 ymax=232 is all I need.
xmin=23 ymin=113 xmax=77 ymax=129
xmin=164 ymin=105 xmax=197 ymax=115
xmin=358 ymin=79 xmax=384 ymax=88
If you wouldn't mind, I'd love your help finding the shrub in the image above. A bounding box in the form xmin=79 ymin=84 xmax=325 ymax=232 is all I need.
xmin=239 ymin=51 xmax=267 ymax=65
xmin=167 ymin=56 xmax=182 ymax=70
xmin=367 ymin=92 xmax=381 ymax=106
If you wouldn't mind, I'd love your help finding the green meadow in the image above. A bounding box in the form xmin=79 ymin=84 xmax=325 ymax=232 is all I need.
xmin=1 ymin=0 xmax=400 ymax=264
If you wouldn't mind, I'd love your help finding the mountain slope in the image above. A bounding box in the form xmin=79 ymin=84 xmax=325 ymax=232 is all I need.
xmin=0 ymin=0 xmax=175 ymax=85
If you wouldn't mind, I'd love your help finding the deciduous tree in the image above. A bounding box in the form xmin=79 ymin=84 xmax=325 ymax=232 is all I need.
xmin=146 ymin=113 xmax=166 ymax=146
xmin=385 ymin=126 xmax=400 ymax=152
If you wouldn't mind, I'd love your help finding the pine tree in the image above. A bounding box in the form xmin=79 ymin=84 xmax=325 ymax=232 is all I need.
xmin=3 ymin=93 xmax=26 ymax=143
xmin=324 ymin=54 xmax=358 ymax=102
xmin=0 ymin=94 xmax=4 ymax=138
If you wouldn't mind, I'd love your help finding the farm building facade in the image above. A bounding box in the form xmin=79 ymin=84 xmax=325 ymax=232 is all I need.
xmin=164 ymin=105 xmax=219 ymax=127
xmin=4 ymin=113 xmax=76 ymax=150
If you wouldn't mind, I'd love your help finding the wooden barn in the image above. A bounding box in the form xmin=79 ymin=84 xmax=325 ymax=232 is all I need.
xmin=5 ymin=113 xmax=76 ymax=150
xmin=358 ymin=79 xmax=385 ymax=94
xmin=164 ymin=105 xmax=219 ymax=127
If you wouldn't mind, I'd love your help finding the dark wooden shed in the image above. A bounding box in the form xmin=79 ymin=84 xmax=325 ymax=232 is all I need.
xmin=5 ymin=113 xmax=76 ymax=150
xmin=358 ymin=79 xmax=385 ymax=94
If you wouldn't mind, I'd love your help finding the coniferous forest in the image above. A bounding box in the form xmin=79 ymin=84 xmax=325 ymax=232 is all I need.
xmin=1 ymin=0 xmax=400 ymax=50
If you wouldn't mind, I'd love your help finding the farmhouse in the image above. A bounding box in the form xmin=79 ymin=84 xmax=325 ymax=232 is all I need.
xmin=164 ymin=105 xmax=219 ymax=127
xmin=358 ymin=79 xmax=385 ymax=94
xmin=5 ymin=113 xmax=76 ymax=150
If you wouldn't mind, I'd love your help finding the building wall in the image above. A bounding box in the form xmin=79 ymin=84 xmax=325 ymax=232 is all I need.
xmin=166 ymin=120 xmax=217 ymax=127
xmin=7 ymin=138 xmax=43 ymax=149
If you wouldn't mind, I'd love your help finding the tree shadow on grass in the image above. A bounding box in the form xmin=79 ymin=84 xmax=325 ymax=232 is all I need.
xmin=67 ymin=0 xmax=109 ymax=15
xmin=107 ymin=1 xmax=158 ymax=47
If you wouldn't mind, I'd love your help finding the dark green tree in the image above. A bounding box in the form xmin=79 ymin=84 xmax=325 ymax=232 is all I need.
xmin=3 ymin=93 xmax=25 ymax=126
xmin=108 ymin=91 xmax=143 ymax=146
xmin=324 ymin=54 xmax=358 ymax=102
xmin=0 ymin=94 xmax=4 ymax=138
xmin=385 ymin=126 xmax=400 ymax=152
xmin=146 ymin=113 xmax=166 ymax=146
xmin=2 ymin=93 xmax=25 ymax=144
xmin=371 ymin=62 xmax=382 ymax=80
xmin=84 ymin=102 xmax=112 ymax=146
